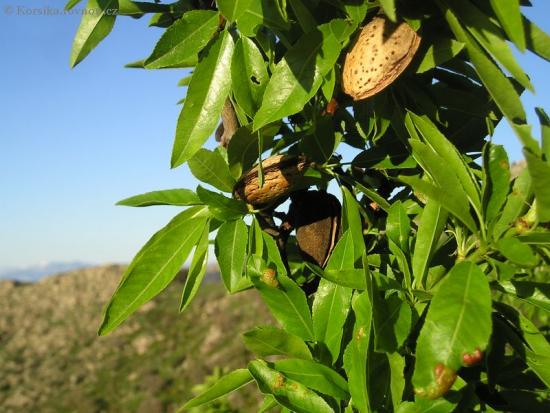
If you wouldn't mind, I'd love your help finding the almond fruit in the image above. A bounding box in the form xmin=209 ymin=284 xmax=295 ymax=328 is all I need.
xmin=233 ymin=155 xmax=310 ymax=207
xmin=342 ymin=15 xmax=421 ymax=100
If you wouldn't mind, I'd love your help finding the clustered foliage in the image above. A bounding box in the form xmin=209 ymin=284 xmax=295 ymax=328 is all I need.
xmin=69 ymin=0 xmax=550 ymax=411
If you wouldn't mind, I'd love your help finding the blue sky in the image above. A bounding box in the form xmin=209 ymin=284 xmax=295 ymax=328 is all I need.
xmin=0 ymin=1 xmax=549 ymax=270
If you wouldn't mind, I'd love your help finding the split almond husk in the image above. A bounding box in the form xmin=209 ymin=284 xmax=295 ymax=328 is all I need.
xmin=342 ymin=15 xmax=421 ymax=100
xmin=233 ymin=155 xmax=311 ymax=208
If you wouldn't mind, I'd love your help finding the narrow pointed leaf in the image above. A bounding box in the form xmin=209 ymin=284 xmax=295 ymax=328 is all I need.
xmin=98 ymin=207 xmax=209 ymax=335
xmin=416 ymin=38 xmax=464 ymax=73
xmin=188 ymin=148 xmax=236 ymax=192
xmin=70 ymin=0 xmax=117 ymax=67
xmin=482 ymin=144 xmax=511 ymax=225
xmin=217 ymin=0 xmax=253 ymax=22
xmin=231 ymin=36 xmax=269 ymax=117
xmin=171 ymin=30 xmax=234 ymax=167
xmin=248 ymin=360 xmax=333 ymax=413
xmin=343 ymin=291 xmax=372 ymax=413
xmin=273 ymin=358 xmax=349 ymax=400
xmin=181 ymin=369 xmax=253 ymax=410
xmin=253 ymin=19 xmax=351 ymax=131
xmin=116 ymin=189 xmax=201 ymax=207
xmin=412 ymin=200 xmax=448 ymax=288
xmin=493 ymin=168 xmax=532 ymax=239
xmin=312 ymin=231 xmax=354 ymax=362
xmin=215 ymin=220 xmax=248 ymax=292
xmin=197 ymin=186 xmax=247 ymax=221
xmin=413 ymin=262 xmax=492 ymax=398
xmin=524 ymin=149 xmax=550 ymax=222
xmin=379 ymin=0 xmax=396 ymax=22
xmin=144 ymin=10 xmax=219 ymax=69
xmin=489 ymin=0 xmax=526 ymax=51
xmin=524 ymin=17 xmax=550 ymax=62
xmin=243 ymin=326 xmax=313 ymax=359
xmin=409 ymin=112 xmax=481 ymax=211
xmin=400 ymin=175 xmax=477 ymax=233
xmin=179 ymin=222 xmax=210 ymax=312
xmin=248 ymin=250 xmax=314 ymax=341
xmin=449 ymin=0 xmax=533 ymax=91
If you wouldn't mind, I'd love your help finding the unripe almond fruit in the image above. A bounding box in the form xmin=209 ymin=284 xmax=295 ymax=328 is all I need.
xmin=233 ymin=155 xmax=310 ymax=208
xmin=342 ymin=15 xmax=421 ymax=100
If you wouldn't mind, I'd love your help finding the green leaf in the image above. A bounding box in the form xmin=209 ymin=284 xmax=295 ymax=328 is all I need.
xmin=396 ymin=398 xmax=456 ymax=413
xmin=217 ymin=0 xmax=253 ymax=22
xmin=497 ymin=280 xmax=550 ymax=314
xmin=98 ymin=206 xmax=209 ymax=335
xmin=493 ymin=168 xmax=532 ymax=239
xmin=70 ymin=0 xmax=117 ymax=67
xmin=116 ymin=189 xmax=201 ymax=207
xmin=215 ymin=219 xmax=249 ymax=292
xmin=343 ymin=291 xmax=372 ymax=413
xmin=299 ymin=117 xmax=337 ymax=164
xmin=253 ymin=19 xmax=351 ymax=131
xmin=179 ymin=222 xmax=210 ymax=312
xmin=449 ymin=0 xmax=533 ymax=92
xmin=196 ymin=186 xmax=247 ymax=221
xmin=516 ymin=311 xmax=550 ymax=387
xmin=341 ymin=186 xmax=366 ymax=261
xmin=65 ymin=0 xmax=84 ymax=10
xmin=288 ymin=0 xmax=317 ymax=33
xmin=496 ymin=237 xmax=539 ymax=267
xmin=188 ymin=148 xmax=236 ymax=192
xmin=273 ymin=358 xmax=349 ymax=400
xmin=171 ymin=30 xmax=234 ymax=167
xmin=524 ymin=149 xmax=550 ymax=222
xmin=489 ymin=0 xmax=526 ymax=51
xmin=231 ymin=36 xmax=269 ymax=118
xmin=319 ymin=268 xmax=366 ymax=289
xmin=400 ymin=174 xmax=477 ymax=234
xmin=409 ymin=112 xmax=481 ymax=212
xmin=144 ymin=10 xmax=219 ymax=69
xmin=236 ymin=0 xmax=291 ymax=36
xmin=312 ymin=231 xmax=354 ymax=362
xmin=373 ymin=293 xmax=412 ymax=353
xmin=181 ymin=369 xmax=253 ymax=410
xmin=379 ymin=0 xmax=396 ymax=22
xmin=388 ymin=353 xmax=406 ymax=410
xmin=387 ymin=201 xmax=411 ymax=255
xmin=248 ymin=360 xmax=333 ymax=413
xmin=415 ymin=38 xmax=464 ymax=73
xmin=524 ymin=17 xmax=550 ymax=62
xmin=248 ymin=254 xmax=314 ymax=341
xmin=483 ymin=144 xmax=511 ymax=226
xmin=342 ymin=1 xmax=369 ymax=27
xmin=535 ymin=107 xmax=550 ymax=161
xmin=413 ymin=262 xmax=492 ymax=399
xmin=242 ymin=326 xmax=313 ymax=359
xmin=412 ymin=200 xmax=448 ymax=288
xmin=440 ymin=2 xmax=529 ymax=144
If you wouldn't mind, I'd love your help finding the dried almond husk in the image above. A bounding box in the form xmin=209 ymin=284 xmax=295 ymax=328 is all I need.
xmin=342 ymin=15 xmax=421 ymax=100
xmin=233 ymin=155 xmax=310 ymax=207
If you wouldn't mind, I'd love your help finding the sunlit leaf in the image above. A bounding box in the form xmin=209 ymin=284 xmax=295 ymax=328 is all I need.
xmin=116 ymin=189 xmax=201 ymax=207
xmin=144 ymin=10 xmax=219 ymax=69
xmin=98 ymin=206 xmax=209 ymax=335
xmin=243 ymin=326 xmax=313 ymax=359
xmin=70 ymin=0 xmax=118 ymax=67
xmin=181 ymin=369 xmax=253 ymax=410
xmin=248 ymin=360 xmax=333 ymax=413
xmin=171 ymin=30 xmax=234 ymax=167
xmin=253 ymin=19 xmax=351 ymax=131
xmin=413 ymin=262 xmax=492 ymax=399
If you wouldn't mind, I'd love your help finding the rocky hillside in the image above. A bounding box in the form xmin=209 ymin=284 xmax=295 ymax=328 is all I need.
xmin=0 ymin=265 xmax=273 ymax=413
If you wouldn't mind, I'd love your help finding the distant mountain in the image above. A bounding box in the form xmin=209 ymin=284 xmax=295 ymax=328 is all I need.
xmin=0 ymin=265 xmax=272 ymax=412
xmin=0 ymin=261 xmax=94 ymax=282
